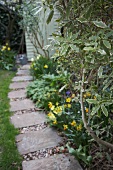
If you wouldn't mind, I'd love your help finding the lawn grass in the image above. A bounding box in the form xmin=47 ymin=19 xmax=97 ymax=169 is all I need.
xmin=0 ymin=70 xmax=22 ymax=170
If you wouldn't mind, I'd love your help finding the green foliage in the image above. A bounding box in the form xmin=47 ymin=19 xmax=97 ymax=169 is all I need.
xmin=0 ymin=44 xmax=16 ymax=70
xmin=27 ymin=72 xmax=70 ymax=109
xmin=27 ymin=0 xmax=113 ymax=168
xmin=30 ymin=55 xmax=57 ymax=79
xmin=67 ymin=144 xmax=92 ymax=165
xmin=0 ymin=2 xmax=24 ymax=53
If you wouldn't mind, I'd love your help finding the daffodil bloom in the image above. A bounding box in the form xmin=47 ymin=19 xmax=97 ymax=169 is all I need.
xmin=44 ymin=65 xmax=48 ymax=68
xmin=64 ymin=104 xmax=67 ymax=108
xmin=51 ymin=105 xmax=55 ymax=110
xmin=53 ymin=106 xmax=62 ymax=114
xmin=48 ymin=102 xmax=53 ymax=108
xmin=67 ymin=104 xmax=71 ymax=108
xmin=83 ymin=94 xmax=87 ymax=98
xmin=6 ymin=43 xmax=8 ymax=46
xmin=56 ymin=102 xmax=59 ymax=106
xmin=47 ymin=112 xmax=56 ymax=120
xmin=37 ymin=55 xmax=40 ymax=60
xmin=53 ymin=120 xmax=57 ymax=124
xmin=71 ymin=120 xmax=76 ymax=127
xmin=63 ymin=124 xmax=68 ymax=130
xmin=1 ymin=46 xmax=6 ymax=51
xmin=31 ymin=58 xmax=34 ymax=62
xmin=76 ymin=124 xmax=82 ymax=131
xmin=7 ymin=47 xmax=10 ymax=51
xmin=85 ymin=108 xmax=89 ymax=113
xmin=86 ymin=92 xmax=91 ymax=97
xmin=94 ymin=96 xmax=96 ymax=99
xmin=71 ymin=94 xmax=75 ymax=98
xmin=66 ymin=97 xmax=71 ymax=103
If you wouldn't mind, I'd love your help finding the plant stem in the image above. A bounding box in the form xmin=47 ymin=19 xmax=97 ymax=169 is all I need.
xmin=80 ymin=69 xmax=113 ymax=150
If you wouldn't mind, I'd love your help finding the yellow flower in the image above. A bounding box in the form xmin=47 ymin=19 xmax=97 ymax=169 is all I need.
xmin=56 ymin=102 xmax=59 ymax=106
xmin=71 ymin=94 xmax=75 ymax=98
xmin=53 ymin=106 xmax=62 ymax=114
xmin=63 ymin=125 xmax=68 ymax=130
xmin=7 ymin=47 xmax=10 ymax=51
xmin=94 ymin=96 xmax=96 ymax=99
xmin=66 ymin=97 xmax=71 ymax=103
xmin=85 ymin=108 xmax=89 ymax=113
xmin=53 ymin=120 xmax=57 ymax=124
xmin=71 ymin=120 xmax=76 ymax=127
xmin=6 ymin=43 xmax=8 ymax=46
xmin=47 ymin=112 xmax=56 ymax=120
xmin=76 ymin=124 xmax=82 ymax=131
xmin=1 ymin=46 xmax=6 ymax=51
xmin=44 ymin=65 xmax=48 ymax=68
xmin=48 ymin=102 xmax=53 ymax=109
xmin=51 ymin=105 xmax=55 ymax=110
xmin=86 ymin=92 xmax=91 ymax=97
xmin=67 ymin=104 xmax=71 ymax=108
xmin=64 ymin=104 xmax=67 ymax=108
xmin=83 ymin=94 xmax=87 ymax=98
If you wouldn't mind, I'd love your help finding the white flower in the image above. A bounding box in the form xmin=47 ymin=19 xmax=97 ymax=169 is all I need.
xmin=31 ymin=58 xmax=34 ymax=62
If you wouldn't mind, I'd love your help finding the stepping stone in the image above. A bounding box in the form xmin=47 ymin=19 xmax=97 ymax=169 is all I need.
xmin=12 ymin=76 xmax=33 ymax=82
xmin=22 ymin=154 xmax=83 ymax=170
xmin=16 ymin=69 xmax=30 ymax=76
xmin=10 ymin=112 xmax=46 ymax=128
xmin=16 ymin=128 xmax=62 ymax=155
xmin=10 ymin=99 xmax=35 ymax=112
xmin=8 ymin=89 xmax=26 ymax=99
xmin=9 ymin=82 xmax=29 ymax=90
xmin=21 ymin=65 xmax=31 ymax=70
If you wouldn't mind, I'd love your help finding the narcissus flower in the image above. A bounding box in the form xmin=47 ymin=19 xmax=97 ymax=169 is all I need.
xmin=44 ymin=65 xmax=48 ymax=68
xmin=85 ymin=108 xmax=89 ymax=113
xmin=53 ymin=106 xmax=62 ymax=114
xmin=63 ymin=125 xmax=68 ymax=130
xmin=76 ymin=124 xmax=82 ymax=131
xmin=47 ymin=112 xmax=56 ymax=120
xmin=31 ymin=58 xmax=34 ymax=61
xmin=1 ymin=46 xmax=6 ymax=51
xmin=53 ymin=120 xmax=57 ymax=124
xmin=7 ymin=47 xmax=10 ymax=51
xmin=71 ymin=120 xmax=76 ymax=127
xmin=48 ymin=102 xmax=53 ymax=108
xmin=56 ymin=102 xmax=59 ymax=106
xmin=66 ymin=97 xmax=71 ymax=103
xmin=86 ymin=92 xmax=91 ymax=97
xmin=94 ymin=96 xmax=96 ymax=99
xmin=71 ymin=94 xmax=75 ymax=98
xmin=67 ymin=104 xmax=71 ymax=108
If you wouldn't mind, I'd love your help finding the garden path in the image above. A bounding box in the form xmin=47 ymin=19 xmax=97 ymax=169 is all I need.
xmin=9 ymin=64 xmax=83 ymax=170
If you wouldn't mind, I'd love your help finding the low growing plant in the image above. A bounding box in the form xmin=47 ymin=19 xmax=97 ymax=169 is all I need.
xmin=0 ymin=44 xmax=16 ymax=70
xmin=30 ymin=54 xmax=57 ymax=79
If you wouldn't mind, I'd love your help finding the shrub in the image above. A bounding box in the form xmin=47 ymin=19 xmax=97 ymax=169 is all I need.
xmin=30 ymin=55 xmax=57 ymax=79
xmin=0 ymin=44 xmax=16 ymax=70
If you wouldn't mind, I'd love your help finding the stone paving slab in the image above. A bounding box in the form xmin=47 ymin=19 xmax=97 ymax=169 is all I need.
xmin=16 ymin=69 xmax=30 ymax=76
xmin=16 ymin=128 xmax=62 ymax=155
xmin=8 ymin=89 xmax=26 ymax=99
xmin=21 ymin=65 xmax=31 ymax=70
xmin=10 ymin=112 xmax=46 ymax=128
xmin=12 ymin=76 xmax=33 ymax=82
xmin=22 ymin=154 xmax=83 ymax=170
xmin=9 ymin=82 xmax=29 ymax=90
xmin=10 ymin=99 xmax=35 ymax=112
